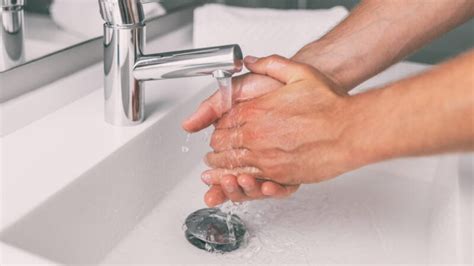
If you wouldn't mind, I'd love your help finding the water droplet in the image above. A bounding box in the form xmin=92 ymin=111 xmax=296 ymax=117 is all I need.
xmin=181 ymin=146 xmax=189 ymax=153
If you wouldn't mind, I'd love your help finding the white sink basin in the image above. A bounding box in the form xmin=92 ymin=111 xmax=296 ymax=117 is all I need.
xmin=2 ymin=69 xmax=472 ymax=265
xmin=0 ymin=25 xmax=471 ymax=264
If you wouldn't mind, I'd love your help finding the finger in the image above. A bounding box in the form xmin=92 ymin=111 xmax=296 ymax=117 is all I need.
xmin=261 ymin=181 xmax=299 ymax=198
xmin=182 ymin=92 xmax=222 ymax=133
xmin=201 ymin=167 xmax=263 ymax=185
xmin=205 ymin=149 xmax=257 ymax=169
xmin=221 ymin=175 xmax=249 ymax=203
xmin=237 ymin=174 xmax=266 ymax=199
xmin=204 ymin=185 xmax=228 ymax=207
xmin=210 ymin=127 xmax=246 ymax=152
xmin=214 ymin=105 xmax=245 ymax=129
xmin=244 ymin=55 xmax=313 ymax=84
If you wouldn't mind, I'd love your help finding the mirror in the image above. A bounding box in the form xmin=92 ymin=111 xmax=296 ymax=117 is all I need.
xmin=0 ymin=0 xmax=198 ymax=72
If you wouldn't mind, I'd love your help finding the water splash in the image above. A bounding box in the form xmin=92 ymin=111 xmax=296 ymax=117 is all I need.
xmin=181 ymin=133 xmax=191 ymax=153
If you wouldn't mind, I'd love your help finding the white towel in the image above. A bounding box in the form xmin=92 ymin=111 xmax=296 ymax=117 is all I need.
xmin=194 ymin=4 xmax=349 ymax=58
xmin=50 ymin=0 xmax=166 ymax=39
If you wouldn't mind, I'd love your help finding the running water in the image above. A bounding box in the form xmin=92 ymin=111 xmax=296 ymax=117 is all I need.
xmin=183 ymin=74 xmax=249 ymax=253
xmin=216 ymin=75 xmax=232 ymax=114
xmin=215 ymin=75 xmax=248 ymax=249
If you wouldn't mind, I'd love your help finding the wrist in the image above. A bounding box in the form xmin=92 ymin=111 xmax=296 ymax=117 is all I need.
xmin=292 ymin=40 xmax=363 ymax=92
xmin=339 ymin=87 xmax=401 ymax=170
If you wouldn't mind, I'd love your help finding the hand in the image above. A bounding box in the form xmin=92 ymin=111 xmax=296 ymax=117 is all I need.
xmin=182 ymin=72 xmax=282 ymax=132
xmin=203 ymin=174 xmax=300 ymax=207
xmin=205 ymin=55 xmax=359 ymax=188
xmin=182 ymin=69 xmax=299 ymax=207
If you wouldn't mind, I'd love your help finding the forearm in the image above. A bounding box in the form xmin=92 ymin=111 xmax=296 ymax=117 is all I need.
xmin=346 ymin=50 xmax=474 ymax=167
xmin=292 ymin=0 xmax=474 ymax=91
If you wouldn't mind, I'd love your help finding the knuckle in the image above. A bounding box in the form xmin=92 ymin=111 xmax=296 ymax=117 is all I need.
xmin=268 ymin=54 xmax=283 ymax=61
xmin=205 ymin=152 xmax=216 ymax=166
xmin=241 ymin=149 xmax=256 ymax=165
xmin=266 ymin=54 xmax=286 ymax=67
xmin=298 ymin=64 xmax=316 ymax=76
xmin=239 ymin=128 xmax=253 ymax=147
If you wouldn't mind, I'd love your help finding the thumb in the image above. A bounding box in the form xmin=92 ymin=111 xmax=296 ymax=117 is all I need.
xmin=244 ymin=55 xmax=312 ymax=84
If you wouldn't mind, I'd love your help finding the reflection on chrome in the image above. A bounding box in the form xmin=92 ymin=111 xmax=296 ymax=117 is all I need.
xmin=0 ymin=0 xmax=25 ymax=70
xmin=99 ymin=0 xmax=243 ymax=126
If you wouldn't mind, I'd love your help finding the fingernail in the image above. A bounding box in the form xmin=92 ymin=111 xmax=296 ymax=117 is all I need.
xmin=244 ymin=56 xmax=258 ymax=64
xmin=201 ymin=173 xmax=211 ymax=185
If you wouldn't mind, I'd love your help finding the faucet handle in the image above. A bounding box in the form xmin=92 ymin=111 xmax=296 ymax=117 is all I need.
xmin=98 ymin=0 xmax=145 ymax=26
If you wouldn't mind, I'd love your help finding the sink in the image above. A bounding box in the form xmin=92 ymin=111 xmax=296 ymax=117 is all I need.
xmin=0 ymin=51 xmax=472 ymax=264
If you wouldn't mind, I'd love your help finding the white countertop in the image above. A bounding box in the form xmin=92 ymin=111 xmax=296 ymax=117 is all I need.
xmin=0 ymin=24 xmax=214 ymax=230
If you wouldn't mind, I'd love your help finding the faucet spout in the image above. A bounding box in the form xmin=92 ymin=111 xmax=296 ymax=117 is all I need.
xmin=133 ymin=45 xmax=243 ymax=81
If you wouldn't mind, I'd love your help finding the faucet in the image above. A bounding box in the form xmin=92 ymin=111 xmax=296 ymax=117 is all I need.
xmin=98 ymin=0 xmax=243 ymax=126
xmin=0 ymin=0 xmax=25 ymax=69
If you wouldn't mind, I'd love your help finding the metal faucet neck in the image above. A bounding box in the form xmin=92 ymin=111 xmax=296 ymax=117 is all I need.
xmin=98 ymin=0 xmax=145 ymax=26
xmin=100 ymin=2 xmax=243 ymax=126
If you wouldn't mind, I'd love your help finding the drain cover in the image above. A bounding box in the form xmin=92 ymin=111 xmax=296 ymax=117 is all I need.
xmin=184 ymin=208 xmax=246 ymax=252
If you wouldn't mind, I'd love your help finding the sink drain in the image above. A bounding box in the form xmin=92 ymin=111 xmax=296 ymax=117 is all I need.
xmin=184 ymin=208 xmax=247 ymax=253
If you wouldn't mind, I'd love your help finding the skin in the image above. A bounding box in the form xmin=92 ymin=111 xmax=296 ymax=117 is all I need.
xmin=182 ymin=0 xmax=474 ymax=207
xmin=207 ymin=51 xmax=474 ymax=184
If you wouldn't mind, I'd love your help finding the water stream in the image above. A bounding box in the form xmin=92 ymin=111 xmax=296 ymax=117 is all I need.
xmin=183 ymin=74 xmax=248 ymax=253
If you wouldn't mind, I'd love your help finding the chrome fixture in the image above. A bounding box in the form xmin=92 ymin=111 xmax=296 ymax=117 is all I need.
xmin=0 ymin=0 xmax=25 ymax=69
xmin=99 ymin=0 xmax=243 ymax=126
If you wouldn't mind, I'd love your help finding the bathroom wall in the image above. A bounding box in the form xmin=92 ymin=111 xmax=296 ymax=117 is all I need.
xmin=218 ymin=0 xmax=474 ymax=64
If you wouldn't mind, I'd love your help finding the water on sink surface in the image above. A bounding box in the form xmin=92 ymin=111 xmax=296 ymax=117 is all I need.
xmin=101 ymin=156 xmax=439 ymax=265
xmin=181 ymin=133 xmax=191 ymax=153
xmin=183 ymin=207 xmax=247 ymax=252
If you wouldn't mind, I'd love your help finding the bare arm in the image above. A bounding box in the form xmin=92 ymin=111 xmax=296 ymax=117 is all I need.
xmin=348 ymin=50 xmax=474 ymax=167
xmin=293 ymin=0 xmax=474 ymax=90
xmin=184 ymin=0 xmax=474 ymax=132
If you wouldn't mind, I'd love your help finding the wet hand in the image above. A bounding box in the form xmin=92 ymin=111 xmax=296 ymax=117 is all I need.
xmin=181 ymin=62 xmax=301 ymax=207
xmin=205 ymin=55 xmax=356 ymax=190
xmin=203 ymin=174 xmax=300 ymax=207
xmin=182 ymin=72 xmax=282 ymax=133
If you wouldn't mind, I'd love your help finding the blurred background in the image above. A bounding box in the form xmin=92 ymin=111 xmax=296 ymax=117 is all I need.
xmin=6 ymin=0 xmax=474 ymax=69
xmin=217 ymin=0 xmax=474 ymax=64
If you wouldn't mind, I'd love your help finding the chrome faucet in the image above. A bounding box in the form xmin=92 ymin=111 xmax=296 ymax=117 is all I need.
xmin=0 ymin=0 xmax=25 ymax=69
xmin=98 ymin=0 xmax=243 ymax=126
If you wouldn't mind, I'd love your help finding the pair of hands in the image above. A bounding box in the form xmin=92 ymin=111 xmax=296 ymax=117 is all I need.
xmin=183 ymin=55 xmax=356 ymax=207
